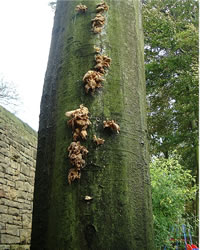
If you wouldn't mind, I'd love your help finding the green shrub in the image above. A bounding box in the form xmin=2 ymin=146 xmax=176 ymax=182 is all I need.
xmin=150 ymin=154 xmax=197 ymax=248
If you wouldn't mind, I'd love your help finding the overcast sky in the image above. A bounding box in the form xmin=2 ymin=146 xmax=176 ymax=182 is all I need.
xmin=0 ymin=0 xmax=54 ymax=131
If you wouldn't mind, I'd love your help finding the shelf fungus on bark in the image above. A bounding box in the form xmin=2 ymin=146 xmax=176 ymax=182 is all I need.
xmin=91 ymin=13 xmax=105 ymax=33
xmin=103 ymin=120 xmax=120 ymax=134
xmin=94 ymin=46 xmax=101 ymax=54
xmin=84 ymin=196 xmax=93 ymax=201
xmin=75 ymin=4 xmax=88 ymax=13
xmin=94 ymin=54 xmax=111 ymax=73
xmin=68 ymin=168 xmax=81 ymax=185
xmin=83 ymin=70 xmax=104 ymax=93
xmin=96 ymin=1 xmax=109 ymax=13
xmin=67 ymin=141 xmax=89 ymax=184
xmin=93 ymin=135 xmax=105 ymax=145
xmin=65 ymin=104 xmax=91 ymax=141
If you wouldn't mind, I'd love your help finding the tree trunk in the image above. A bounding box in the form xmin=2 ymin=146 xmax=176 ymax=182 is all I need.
xmin=31 ymin=0 xmax=154 ymax=249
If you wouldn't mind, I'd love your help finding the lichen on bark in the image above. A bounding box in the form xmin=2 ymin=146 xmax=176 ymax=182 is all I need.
xmin=31 ymin=1 xmax=154 ymax=249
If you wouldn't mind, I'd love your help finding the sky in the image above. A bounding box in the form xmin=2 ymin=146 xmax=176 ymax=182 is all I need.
xmin=0 ymin=0 xmax=55 ymax=131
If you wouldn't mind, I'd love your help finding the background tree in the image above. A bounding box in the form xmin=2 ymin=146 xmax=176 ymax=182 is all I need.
xmin=0 ymin=77 xmax=20 ymax=113
xmin=48 ymin=1 xmax=57 ymax=12
xmin=143 ymin=0 xmax=198 ymax=173
xmin=31 ymin=0 xmax=154 ymax=249
xmin=142 ymin=0 xmax=199 ymax=242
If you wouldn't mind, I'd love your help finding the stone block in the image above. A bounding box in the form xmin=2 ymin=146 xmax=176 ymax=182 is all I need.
xmin=22 ymin=214 xmax=32 ymax=229
xmin=11 ymin=161 xmax=20 ymax=170
xmin=19 ymin=229 xmax=31 ymax=244
xmin=4 ymin=174 xmax=13 ymax=182
xmin=26 ymin=176 xmax=34 ymax=186
xmin=1 ymin=229 xmax=19 ymax=237
xmin=8 ymin=188 xmax=17 ymax=201
xmin=6 ymin=224 xmax=20 ymax=230
xmin=6 ymin=180 xmax=15 ymax=188
xmin=0 ymin=141 xmax=8 ymax=148
xmin=20 ymin=164 xmax=30 ymax=177
xmin=0 ymin=172 xmax=5 ymax=179
xmin=0 ymin=179 xmax=6 ymax=185
xmin=0 ymin=214 xmax=13 ymax=224
xmin=15 ymin=181 xmax=24 ymax=191
xmin=0 ymin=205 xmax=8 ymax=214
xmin=8 ymin=207 xmax=19 ymax=216
xmin=0 ymin=148 xmax=9 ymax=157
xmin=17 ymin=191 xmax=28 ymax=200
xmin=0 ymin=156 xmax=7 ymax=165
xmin=13 ymin=215 xmax=22 ymax=226
xmin=0 ymin=165 xmax=6 ymax=173
xmin=4 ymin=166 xmax=15 ymax=176
xmin=0 ymin=222 xmax=6 ymax=230
xmin=29 ymin=168 xmax=35 ymax=178
xmin=0 ymin=199 xmax=22 ymax=209
xmin=26 ymin=193 xmax=33 ymax=202
xmin=21 ymin=203 xmax=32 ymax=211
xmin=0 ymin=245 xmax=10 ymax=250
xmin=0 ymin=233 xmax=20 ymax=244
xmin=0 ymin=189 xmax=6 ymax=198
xmin=17 ymin=173 xmax=26 ymax=182
xmin=24 ymin=182 xmax=33 ymax=194
xmin=10 ymin=245 xmax=30 ymax=250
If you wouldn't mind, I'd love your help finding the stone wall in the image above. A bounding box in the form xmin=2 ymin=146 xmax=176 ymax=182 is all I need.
xmin=0 ymin=106 xmax=37 ymax=250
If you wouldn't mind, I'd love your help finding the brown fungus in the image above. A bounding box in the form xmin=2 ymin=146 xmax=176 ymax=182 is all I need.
xmin=75 ymin=4 xmax=88 ymax=13
xmin=91 ymin=13 xmax=105 ymax=33
xmin=93 ymin=135 xmax=105 ymax=145
xmin=94 ymin=54 xmax=111 ymax=73
xmin=84 ymin=196 xmax=93 ymax=201
xmin=83 ymin=70 xmax=104 ymax=93
xmin=68 ymin=141 xmax=88 ymax=170
xmin=67 ymin=141 xmax=88 ymax=184
xmin=103 ymin=120 xmax=120 ymax=134
xmin=94 ymin=46 xmax=101 ymax=54
xmin=96 ymin=1 xmax=109 ymax=13
xmin=68 ymin=168 xmax=81 ymax=185
xmin=65 ymin=104 xmax=91 ymax=141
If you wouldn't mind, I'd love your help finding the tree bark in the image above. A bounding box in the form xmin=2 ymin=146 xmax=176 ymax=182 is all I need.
xmin=31 ymin=0 xmax=154 ymax=249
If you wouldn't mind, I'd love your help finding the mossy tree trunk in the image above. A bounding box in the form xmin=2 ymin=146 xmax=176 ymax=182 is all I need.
xmin=31 ymin=0 xmax=154 ymax=249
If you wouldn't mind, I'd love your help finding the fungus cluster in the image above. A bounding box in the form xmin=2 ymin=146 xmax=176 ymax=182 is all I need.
xmin=65 ymin=1 xmax=121 ymax=185
xmin=75 ymin=4 xmax=88 ymax=13
xmin=68 ymin=141 xmax=88 ymax=184
xmin=103 ymin=120 xmax=120 ymax=133
xmin=83 ymin=70 xmax=104 ymax=93
xmin=91 ymin=1 xmax=109 ymax=33
xmin=91 ymin=14 xmax=105 ymax=34
xmin=94 ymin=54 xmax=111 ymax=73
xmin=96 ymin=1 xmax=109 ymax=13
xmin=93 ymin=135 xmax=105 ymax=145
xmin=82 ymin=2 xmax=111 ymax=94
xmin=65 ymin=104 xmax=91 ymax=141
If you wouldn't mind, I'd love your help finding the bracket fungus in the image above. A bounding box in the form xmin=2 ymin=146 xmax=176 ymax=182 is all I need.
xmin=91 ymin=13 xmax=105 ymax=33
xmin=91 ymin=1 xmax=108 ymax=33
xmin=96 ymin=1 xmax=109 ymax=13
xmin=103 ymin=120 xmax=120 ymax=134
xmin=67 ymin=141 xmax=88 ymax=184
xmin=94 ymin=46 xmax=101 ymax=54
xmin=94 ymin=54 xmax=111 ymax=73
xmin=93 ymin=135 xmax=105 ymax=145
xmin=75 ymin=4 xmax=88 ymax=13
xmin=84 ymin=196 xmax=93 ymax=201
xmin=65 ymin=105 xmax=91 ymax=141
xmin=68 ymin=168 xmax=81 ymax=185
xmin=83 ymin=70 xmax=104 ymax=93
